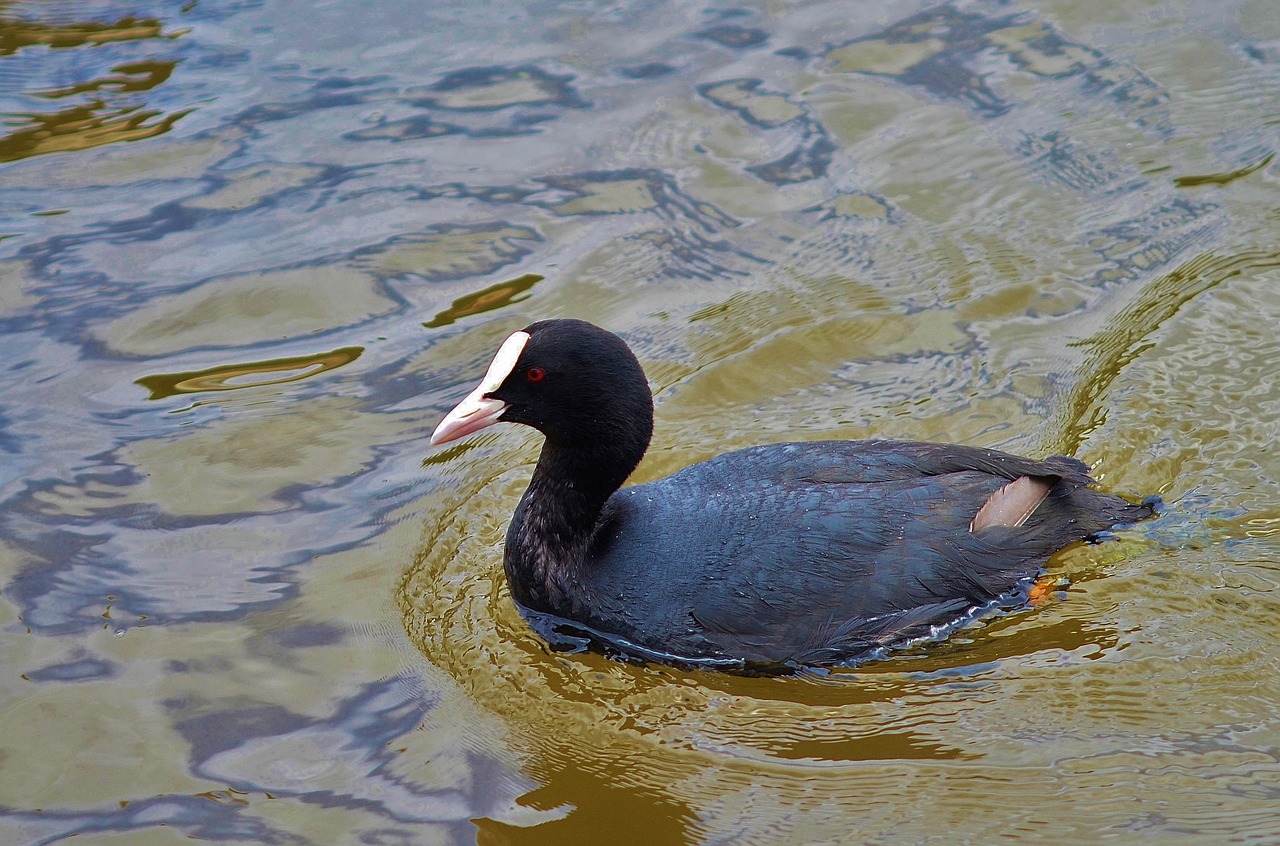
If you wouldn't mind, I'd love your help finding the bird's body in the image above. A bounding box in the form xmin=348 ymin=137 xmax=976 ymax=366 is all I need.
xmin=431 ymin=319 xmax=1152 ymax=670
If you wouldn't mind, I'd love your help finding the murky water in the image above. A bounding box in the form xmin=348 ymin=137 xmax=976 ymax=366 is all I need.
xmin=2 ymin=0 xmax=1278 ymax=843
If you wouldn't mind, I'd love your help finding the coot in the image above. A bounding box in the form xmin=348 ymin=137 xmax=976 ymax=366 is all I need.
xmin=431 ymin=319 xmax=1152 ymax=670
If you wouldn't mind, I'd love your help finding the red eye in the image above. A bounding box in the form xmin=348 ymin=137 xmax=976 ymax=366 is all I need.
xmin=525 ymin=366 xmax=545 ymax=383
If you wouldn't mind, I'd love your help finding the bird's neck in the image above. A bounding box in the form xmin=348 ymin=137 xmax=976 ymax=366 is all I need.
xmin=503 ymin=437 xmax=644 ymax=613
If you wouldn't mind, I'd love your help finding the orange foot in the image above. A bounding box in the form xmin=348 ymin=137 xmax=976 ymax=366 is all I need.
xmin=1028 ymin=574 xmax=1067 ymax=607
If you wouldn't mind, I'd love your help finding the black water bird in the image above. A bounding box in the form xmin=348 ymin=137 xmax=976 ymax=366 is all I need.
xmin=431 ymin=319 xmax=1152 ymax=670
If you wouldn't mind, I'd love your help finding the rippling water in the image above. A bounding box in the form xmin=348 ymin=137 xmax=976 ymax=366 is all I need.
xmin=2 ymin=0 xmax=1278 ymax=843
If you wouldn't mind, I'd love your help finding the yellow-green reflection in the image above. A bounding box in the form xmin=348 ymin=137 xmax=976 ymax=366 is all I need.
xmin=33 ymin=60 xmax=178 ymax=100
xmin=424 ymin=274 xmax=542 ymax=328
xmin=0 ymin=14 xmax=168 ymax=55
xmin=0 ymin=101 xmax=191 ymax=163
xmin=0 ymin=11 xmax=186 ymax=163
xmin=1174 ymin=153 xmax=1275 ymax=188
xmin=135 ymin=346 xmax=363 ymax=400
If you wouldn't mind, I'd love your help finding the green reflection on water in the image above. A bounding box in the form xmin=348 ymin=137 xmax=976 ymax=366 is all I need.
xmin=0 ymin=14 xmax=168 ymax=55
xmin=0 ymin=12 xmax=188 ymax=162
xmin=136 ymin=346 xmax=364 ymax=400
xmin=424 ymin=273 xmax=543 ymax=328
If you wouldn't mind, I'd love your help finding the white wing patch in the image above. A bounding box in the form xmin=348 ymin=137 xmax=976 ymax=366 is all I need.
xmin=969 ymin=475 xmax=1052 ymax=532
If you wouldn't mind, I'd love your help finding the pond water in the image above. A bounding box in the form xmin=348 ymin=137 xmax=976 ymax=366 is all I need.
xmin=2 ymin=0 xmax=1279 ymax=843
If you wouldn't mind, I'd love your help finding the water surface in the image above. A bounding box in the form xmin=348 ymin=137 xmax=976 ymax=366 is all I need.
xmin=2 ymin=0 xmax=1278 ymax=843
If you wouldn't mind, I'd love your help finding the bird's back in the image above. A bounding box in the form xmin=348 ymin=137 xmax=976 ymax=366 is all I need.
xmin=549 ymin=440 xmax=1149 ymax=667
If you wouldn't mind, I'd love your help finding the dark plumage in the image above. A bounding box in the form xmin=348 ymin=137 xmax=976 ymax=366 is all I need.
xmin=431 ymin=318 xmax=1153 ymax=671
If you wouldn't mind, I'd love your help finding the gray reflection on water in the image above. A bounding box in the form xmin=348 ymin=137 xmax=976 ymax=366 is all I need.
xmin=175 ymin=680 xmax=463 ymax=821
xmin=6 ymin=678 xmax=531 ymax=842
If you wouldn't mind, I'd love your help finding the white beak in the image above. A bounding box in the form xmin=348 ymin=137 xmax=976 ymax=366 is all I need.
xmin=429 ymin=330 xmax=530 ymax=446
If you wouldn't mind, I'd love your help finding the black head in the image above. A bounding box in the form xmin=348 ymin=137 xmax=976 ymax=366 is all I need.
xmin=490 ymin=320 xmax=652 ymax=449
xmin=432 ymin=319 xmax=655 ymax=472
